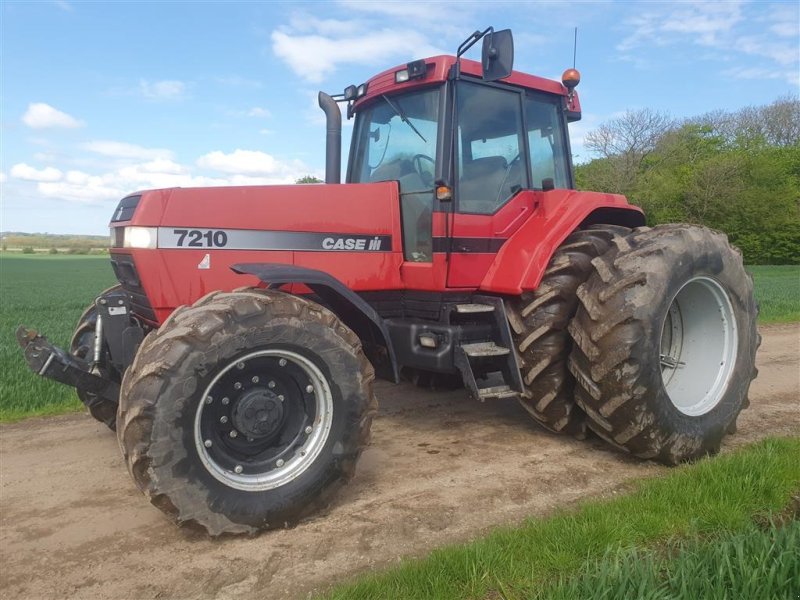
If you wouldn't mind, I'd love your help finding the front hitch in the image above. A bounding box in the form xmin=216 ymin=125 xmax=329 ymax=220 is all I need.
xmin=16 ymin=326 xmax=120 ymax=404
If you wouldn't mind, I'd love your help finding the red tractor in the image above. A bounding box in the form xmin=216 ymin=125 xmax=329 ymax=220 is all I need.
xmin=18 ymin=28 xmax=758 ymax=535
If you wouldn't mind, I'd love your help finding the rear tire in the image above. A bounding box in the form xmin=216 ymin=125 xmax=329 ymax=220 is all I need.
xmin=69 ymin=285 xmax=123 ymax=430
xmin=568 ymin=225 xmax=759 ymax=464
xmin=117 ymin=289 xmax=376 ymax=535
xmin=506 ymin=225 xmax=629 ymax=435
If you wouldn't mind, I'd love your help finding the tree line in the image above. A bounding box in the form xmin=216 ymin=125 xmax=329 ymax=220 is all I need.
xmin=575 ymin=96 xmax=799 ymax=264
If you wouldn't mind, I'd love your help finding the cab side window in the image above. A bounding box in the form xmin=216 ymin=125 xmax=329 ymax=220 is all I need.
xmin=457 ymin=81 xmax=528 ymax=214
xmin=525 ymin=93 xmax=570 ymax=189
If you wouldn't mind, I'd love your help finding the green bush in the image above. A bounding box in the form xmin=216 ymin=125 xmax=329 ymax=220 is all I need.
xmin=48 ymin=247 xmax=58 ymax=255
xmin=21 ymin=247 xmax=34 ymax=254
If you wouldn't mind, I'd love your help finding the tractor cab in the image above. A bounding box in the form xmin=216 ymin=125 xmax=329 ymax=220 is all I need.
xmin=321 ymin=28 xmax=581 ymax=267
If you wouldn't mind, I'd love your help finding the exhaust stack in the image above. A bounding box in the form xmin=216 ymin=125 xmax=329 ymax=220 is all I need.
xmin=318 ymin=92 xmax=341 ymax=184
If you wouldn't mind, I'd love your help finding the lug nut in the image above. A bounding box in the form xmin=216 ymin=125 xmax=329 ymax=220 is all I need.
xmin=205 ymin=396 xmax=213 ymax=404
xmin=234 ymin=382 xmax=242 ymax=390
xmin=236 ymin=362 xmax=245 ymax=370
xmin=234 ymin=465 xmax=243 ymax=474
xmin=278 ymin=394 xmax=285 ymax=402
xmin=229 ymin=430 xmax=238 ymax=438
xmin=306 ymin=385 xmax=314 ymax=394
xmin=220 ymin=416 xmax=228 ymax=424
xmin=204 ymin=439 xmax=212 ymax=448
xmin=305 ymin=426 xmax=313 ymax=434
xmin=279 ymin=358 xmax=287 ymax=367
xmin=276 ymin=459 xmax=285 ymax=467
xmin=268 ymin=380 xmax=276 ymax=389
xmin=221 ymin=397 xmax=230 ymax=405
xmin=252 ymin=376 xmax=259 ymax=383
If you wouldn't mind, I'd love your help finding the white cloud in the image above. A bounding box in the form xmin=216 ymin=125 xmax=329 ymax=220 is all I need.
xmin=196 ymin=149 xmax=304 ymax=177
xmin=272 ymin=26 xmax=444 ymax=83
xmin=25 ymin=150 xmax=316 ymax=205
xmin=81 ymin=140 xmax=174 ymax=161
xmin=0 ymin=172 xmax=7 ymax=183
xmin=724 ymin=65 xmax=800 ymax=87
xmin=22 ymin=103 xmax=84 ymax=129
xmin=246 ymin=107 xmax=271 ymax=118
xmin=228 ymin=107 xmax=272 ymax=118
xmin=616 ymin=1 xmax=798 ymax=82
xmin=617 ymin=2 xmax=744 ymax=52
xmin=139 ymin=79 xmax=186 ymax=100
xmin=733 ymin=35 xmax=799 ymax=67
xmin=335 ymin=0 xmax=453 ymax=21
xmin=10 ymin=163 xmax=63 ymax=182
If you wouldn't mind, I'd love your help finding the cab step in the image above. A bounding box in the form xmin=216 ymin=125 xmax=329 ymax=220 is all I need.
xmin=454 ymin=303 xmax=495 ymax=314
xmin=451 ymin=295 xmax=524 ymax=403
xmin=478 ymin=385 xmax=518 ymax=400
xmin=461 ymin=342 xmax=510 ymax=357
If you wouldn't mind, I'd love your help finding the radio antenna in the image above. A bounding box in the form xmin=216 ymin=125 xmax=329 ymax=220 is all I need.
xmin=573 ymin=27 xmax=578 ymax=69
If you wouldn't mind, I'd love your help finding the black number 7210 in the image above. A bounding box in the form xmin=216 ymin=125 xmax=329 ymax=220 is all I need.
xmin=173 ymin=229 xmax=229 ymax=248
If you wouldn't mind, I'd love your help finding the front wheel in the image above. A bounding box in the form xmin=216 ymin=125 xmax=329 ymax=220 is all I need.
xmin=568 ymin=225 xmax=759 ymax=464
xmin=117 ymin=289 xmax=376 ymax=535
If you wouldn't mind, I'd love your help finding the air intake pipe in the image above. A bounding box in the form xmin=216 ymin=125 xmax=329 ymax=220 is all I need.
xmin=318 ymin=92 xmax=341 ymax=184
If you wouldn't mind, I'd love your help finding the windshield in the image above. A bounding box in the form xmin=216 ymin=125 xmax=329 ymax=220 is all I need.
xmin=349 ymin=88 xmax=440 ymax=192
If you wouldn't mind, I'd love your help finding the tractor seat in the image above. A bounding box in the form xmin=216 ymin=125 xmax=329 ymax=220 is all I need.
xmin=459 ymin=156 xmax=515 ymax=213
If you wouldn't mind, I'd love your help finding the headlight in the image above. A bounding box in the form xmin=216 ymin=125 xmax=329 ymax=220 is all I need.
xmin=111 ymin=226 xmax=158 ymax=249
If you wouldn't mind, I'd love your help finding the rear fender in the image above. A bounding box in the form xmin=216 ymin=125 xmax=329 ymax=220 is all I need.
xmin=232 ymin=263 xmax=399 ymax=382
xmin=479 ymin=190 xmax=645 ymax=295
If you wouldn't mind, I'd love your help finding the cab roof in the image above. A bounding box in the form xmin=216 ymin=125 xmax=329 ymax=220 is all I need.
xmin=353 ymin=55 xmax=575 ymax=111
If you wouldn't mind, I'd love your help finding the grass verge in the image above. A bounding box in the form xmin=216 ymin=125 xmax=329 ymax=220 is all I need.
xmin=531 ymin=519 xmax=799 ymax=600
xmin=322 ymin=437 xmax=800 ymax=600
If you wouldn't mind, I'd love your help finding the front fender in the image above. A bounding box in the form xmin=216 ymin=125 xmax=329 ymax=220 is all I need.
xmin=479 ymin=190 xmax=644 ymax=295
xmin=231 ymin=263 xmax=399 ymax=382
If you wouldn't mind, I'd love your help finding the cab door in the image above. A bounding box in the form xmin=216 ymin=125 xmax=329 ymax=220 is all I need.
xmin=447 ymin=80 xmax=531 ymax=288
xmin=447 ymin=81 xmax=574 ymax=288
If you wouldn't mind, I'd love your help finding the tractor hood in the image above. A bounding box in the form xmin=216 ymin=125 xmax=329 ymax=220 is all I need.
xmin=110 ymin=183 xmax=402 ymax=254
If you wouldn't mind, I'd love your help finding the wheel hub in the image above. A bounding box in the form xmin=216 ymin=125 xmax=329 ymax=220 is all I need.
xmin=232 ymin=388 xmax=285 ymax=439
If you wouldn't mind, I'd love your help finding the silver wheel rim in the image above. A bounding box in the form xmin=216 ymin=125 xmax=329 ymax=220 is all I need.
xmin=659 ymin=276 xmax=738 ymax=416
xmin=194 ymin=349 xmax=333 ymax=491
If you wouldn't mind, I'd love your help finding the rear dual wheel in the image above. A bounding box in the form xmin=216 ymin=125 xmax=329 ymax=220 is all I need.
xmin=568 ymin=225 xmax=759 ymax=464
xmin=117 ymin=289 xmax=376 ymax=535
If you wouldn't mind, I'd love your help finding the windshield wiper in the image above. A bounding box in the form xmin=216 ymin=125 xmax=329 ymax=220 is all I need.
xmin=381 ymin=94 xmax=427 ymax=143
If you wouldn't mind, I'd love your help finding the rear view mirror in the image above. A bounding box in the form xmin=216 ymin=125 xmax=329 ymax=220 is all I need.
xmin=482 ymin=29 xmax=514 ymax=81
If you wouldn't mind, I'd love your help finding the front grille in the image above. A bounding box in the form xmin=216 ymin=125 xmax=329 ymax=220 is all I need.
xmin=110 ymin=253 xmax=157 ymax=322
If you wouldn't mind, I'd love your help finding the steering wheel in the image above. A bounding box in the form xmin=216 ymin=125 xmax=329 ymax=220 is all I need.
xmin=411 ymin=154 xmax=435 ymax=188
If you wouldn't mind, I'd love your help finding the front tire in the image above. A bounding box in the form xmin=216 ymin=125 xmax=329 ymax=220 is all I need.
xmin=117 ymin=289 xmax=376 ymax=535
xmin=568 ymin=225 xmax=759 ymax=464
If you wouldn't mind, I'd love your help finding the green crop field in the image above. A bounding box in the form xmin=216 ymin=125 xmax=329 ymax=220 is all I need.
xmin=0 ymin=255 xmax=797 ymax=422
xmin=0 ymin=254 xmax=116 ymax=421
xmin=748 ymin=265 xmax=800 ymax=323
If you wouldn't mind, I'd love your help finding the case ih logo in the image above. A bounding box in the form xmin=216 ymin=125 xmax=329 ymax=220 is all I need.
xmin=322 ymin=236 xmax=384 ymax=251
xmin=157 ymin=228 xmax=392 ymax=252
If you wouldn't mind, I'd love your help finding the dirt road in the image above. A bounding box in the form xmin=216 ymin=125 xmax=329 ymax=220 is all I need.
xmin=2 ymin=324 xmax=798 ymax=599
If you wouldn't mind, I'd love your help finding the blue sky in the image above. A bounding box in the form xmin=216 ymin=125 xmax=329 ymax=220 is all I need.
xmin=2 ymin=0 xmax=798 ymax=235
